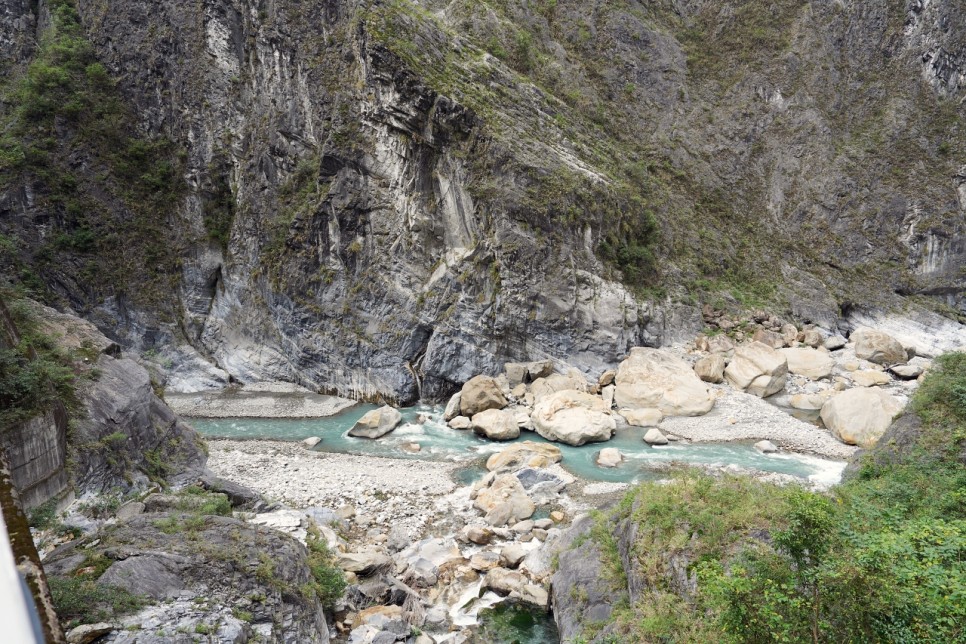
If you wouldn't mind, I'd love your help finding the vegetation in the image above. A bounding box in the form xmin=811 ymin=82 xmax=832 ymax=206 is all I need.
xmin=48 ymin=551 xmax=148 ymax=628
xmin=0 ymin=0 xmax=185 ymax=306
xmin=303 ymin=523 xmax=347 ymax=611
xmin=580 ymin=352 xmax=966 ymax=642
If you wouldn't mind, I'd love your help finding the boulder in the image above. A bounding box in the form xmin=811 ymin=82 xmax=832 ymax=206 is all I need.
xmin=820 ymin=387 xmax=904 ymax=448
xmin=824 ymin=335 xmax=848 ymax=350
xmin=471 ymin=409 xmax=521 ymax=441
xmin=460 ymin=375 xmax=508 ymax=416
xmin=889 ymin=363 xmax=924 ymax=380
xmin=486 ymin=442 xmax=562 ymax=471
xmin=754 ymin=440 xmax=779 ymax=453
xmin=531 ymin=390 xmax=616 ymax=446
xmin=851 ymin=370 xmax=892 ymax=387
xmin=618 ymin=408 xmax=663 ymax=427
xmin=302 ymin=436 xmax=322 ymax=448
xmin=852 ymin=329 xmax=908 ymax=365
xmin=801 ymin=328 xmax=823 ymax=347
xmin=779 ymin=347 xmax=834 ymax=379
xmin=504 ymin=363 xmax=530 ymax=387
xmin=614 ymin=348 xmax=714 ymax=416
xmin=348 ymin=406 xmax=402 ymax=438
xmin=527 ymin=360 xmax=555 ymax=380
xmin=501 ymin=544 xmax=527 ymax=569
xmin=693 ymin=354 xmax=726 ymax=383
xmin=530 ymin=373 xmax=589 ymax=401
xmin=695 ymin=334 xmax=735 ymax=356
xmin=596 ymin=448 xmax=623 ymax=467
xmin=474 ymin=475 xmax=535 ymax=526
xmin=465 ymin=526 xmax=494 ymax=545
xmin=338 ymin=551 xmax=394 ymax=576
xmin=725 ymin=342 xmax=788 ymax=397
xmin=780 ymin=323 xmax=799 ymax=345
xmin=752 ymin=328 xmax=785 ymax=349
xmin=601 ymin=384 xmax=615 ymax=409
xmin=66 ymin=623 xmax=113 ymax=644
xmin=448 ymin=415 xmax=471 ymax=429
xmin=443 ymin=392 xmax=462 ymax=421
xmin=470 ymin=551 xmax=502 ymax=572
xmin=643 ymin=427 xmax=668 ymax=445
xmin=598 ymin=369 xmax=616 ymax=387
xmin=789 ymin=391 xmax=836 ymax=410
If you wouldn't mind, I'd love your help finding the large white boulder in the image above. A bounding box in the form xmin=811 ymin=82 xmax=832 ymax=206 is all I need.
xmin=471 ymin=409 xmax=521 ymax=441
xmin=614 ymin=348 xmax=714 ymax=416
xmin=694 ymin=354 xmax=726 ymax=383
xmin=852 ymin=328 xmax=908 ymax=365
xmin=486 ymin=441 xmax=562 ymax=472
xmin=779 ymin=347 xmax=834 ymax=380
xmin=460 ymin=375 xmax=508 ymax=416
xmin=530 ymin=372 xmax=590 ymax=402
xmin=530 ymin=390 xmax=616 ymax=446
xmin=819 ymin=387 xmax=904 ymax=448
xmin=348 ymin=406 xmax=402 ymax=438
xmin=725 ymin=342 xmax=788 ymax=397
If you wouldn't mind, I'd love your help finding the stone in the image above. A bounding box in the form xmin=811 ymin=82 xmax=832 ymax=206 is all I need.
xmin=511 ymin=383 xmax=528 ymax=398
xmin=348 ymin=406 xmax=402 ymax=439
xmin=443 ymin=392 xmax=462 ymax=420
xmin=530 ymin=373 xmax=589 ymax=401
xmin=501 ymin=544 xmax=527 ymax=569
xmin=486 ymin=441 xmax=562 ymax=471
xmin=753 ymin=328 xmax=785 ymax=349
xmin=889 ymin=364 xmax=923 ymax=380
xmin=466 ymin=526 xmax=494 ymax=545
xmin=618 ymin=407 xmax=663 ymax=427
xmin=474 ymin=475 xmax=535 ymax=526
xmin=470 ymin=551 xmax=502 ymax=572
xmin=754 ymin=440 xmax=779 ymax=453
xmin=852 ymin=328 xmax=908 ymax=365
xmin=725 ymin=341 xmax=788 ymax=397
xmin=531 ymin=390 xmax=616 ymax=446
xmin=598 ymin=370 xmax=617 ymax=388
xmin=643 ymin=427 xmax=668 ymax=445
xmin=511 ymin=519 xmax=534 ymax=533
xmin=601 ymin=384 xmax=615 ymax=409
xmin=302 ymin=436 xmax=322 ymax=448
xmin=67 ymin=623 xmax=114 ymax=644
xmin=789 ymin=391 xmax=836 ymax=410
xmin=695 ymin=334 xmax=735 ymax=356
xmin=471 ymin=408 xmax=521 ymax=441
xmin=338 ymin=551 xmax=393 ymax=576
xmin=534 ymin=518 xmax=553 ymax=530
xmin=851 ymin=370 xmax=892 ymax=387
xmin=460 ymin=375 xmax=508 ymax=416
xmin=532 ymin=528 xmax=548 ymax=541
xmin=779 ymin=347 xmax=834 ymax=379
xmin=115 ymin=501 xmax=145 ymax=521
xmin=448 ymin=415 xmax=471 ymax=429
xmin=820 ymin=387 xmax=904 ymax=448
xmin=824 ymin=335 xmax=848 ymax=350
xmin=550 ymin=511 xmax=565 ymax=523
xmin=596 ymin=448 xmax=623 ymax=467
xmin=400 ymin=442 xmax=421 ymax=453
xmin=694 ymin=354 xmax=726 ymax=383
xmin=614 ymin=347 xmax=715 ymax=416
xmin=780 ymin=323 xmax=799 ymax=345
xmin=504 ymin=362 xmax=530 ymax=387
xmin=801 ymin=328 xmax=823 ymax=347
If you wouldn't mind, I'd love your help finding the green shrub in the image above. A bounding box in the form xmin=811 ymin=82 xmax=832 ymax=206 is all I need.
xmin=305 ymin=524 xmax=346 ymax=610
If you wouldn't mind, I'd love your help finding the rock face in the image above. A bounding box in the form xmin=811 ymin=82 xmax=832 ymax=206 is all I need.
xmin=471 ymin=409 xmax=520 ymax=441
xmin=348 ymin=406 xmax=403 ymax=438
xmin=852 ymin=329 xmax=909 ymax=365
xmin=531 ymin=390 xmax=616 ymax=446
xmin=43 ymin=514 xmax=330 ymax=643
xmin=725 ymin=342 xmax=788 ymax=398
xmin=614 ymin=348 xmax=714 ymax=416
xmin=459 ymin=376 xmax=508 ymax=417
xmin=779 ymin=347 xmax=834 ymax=379
xmin=820 ymin=387 xmax=905 ymax=448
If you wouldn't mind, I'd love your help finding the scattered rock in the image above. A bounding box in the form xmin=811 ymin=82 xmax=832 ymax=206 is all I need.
xmin=465 ymin=526 xmax=494 ymax=545
xmin=852 ymin=329 xmax=908 ymax=365
xmin=695 ymin=334 xmax=735 ymax=356
xmin=598 ymin=369 xmax=617 ymax=387
xmin=824 ymin=335 xmax=848 ymax=350
xmin=550 ymin=511 xmax=565 ymax=523
xmin=801 ymin=328 xmax=824 ymax=348
xmin=400 ymin=442 xmax=421 ymax=453
xmin=820 ymin=387 xmax=904 ymax=448
xmin=302 ymin=436 xmax=322 ymax=448
xmin=725 ymin=341 xmax=788 ymax=397
xmin=474 ymin=475 xmax=536 ymax=526
xmin=504 ymin=363 xmax=530 ymax=387
xmin=115 ymin=501 xmax=145 ymax=521
xmin=643 ymin=427 xmax=669 ymax=445
xmin=471 ymin=408 xmax=521 ymax=441
xmin=851 ymin=370 xmax=891 ymax=387
xmin=780 ymin=324 xmax=799 ymax=345
xmin=694 ymin=354 xmax=726 ymax=383
xmin=779 ymin=347 xmax=834 ymax=379
xmin=889 ymin=364 xmax=924 ymax=380
xmin=530 ymin=373 xmax=589 ymax=401
xmin=486 ymin=442 xmax=562 ymax=472
xmin=348 ymin=406 xmax=403 ymax=439
xmin=338 ymin=551 xmax=394 ymax=576
xmin=596 ymin=448 xmax=623 ymax=468
xmin=618 ymin=407 xmax=663 ymax=427
xmin=614 ymin=347 xmax=715 ymax=416
xmin=531 ymin=390 xmax=616 ymax=446
xmin=447 ymin=416 xmax=471 ymax=430
xmin=752 ymin=328 xmax=785 ymax=349
xmin=470 ymin=551 xmax=502 ymax=572
xmin=66 ymin=623 xmax=114 ymax=644
xmin=500 ymin=544 xmax=527 ymax=569
xmin=459 ymin=375 xmax=508 ymax=416
xmin=443 ymin=392 xmax=462 ymax=421
xmin=789 ymin=391 xmax=836 ymax=410
xmin=754 ymin=440 xmax=779 ymax=453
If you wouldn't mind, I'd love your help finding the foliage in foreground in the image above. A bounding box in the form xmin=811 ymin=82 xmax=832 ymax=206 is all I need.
xmin=587 ymin=352 xmax=966 ymax=643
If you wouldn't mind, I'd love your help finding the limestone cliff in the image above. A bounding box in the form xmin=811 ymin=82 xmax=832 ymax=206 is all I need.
xmin=1 ymin=0 xmax=964 ymax=403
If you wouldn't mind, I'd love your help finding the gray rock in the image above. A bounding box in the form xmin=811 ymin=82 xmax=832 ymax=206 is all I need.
xmin=824 ymin=335 xmax=848 ymax=350
xmin=66 ymin=623 xmax=114 ymax=644
xmin=200 ymin=474 xmax=261 ymax=508
xmin=754 ymin=440 xmax=779 ymax=453
xmin=302 ymin=436 xmax=322 ymax=447
xmin=115 ymin=501 xmax=145 ymax=521
xmin=889 ymin=363 xmax=924 ymax=379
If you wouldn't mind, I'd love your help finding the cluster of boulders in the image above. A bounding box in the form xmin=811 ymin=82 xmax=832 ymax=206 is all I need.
xmin=311 ymin=441 xmax=571 ymax=643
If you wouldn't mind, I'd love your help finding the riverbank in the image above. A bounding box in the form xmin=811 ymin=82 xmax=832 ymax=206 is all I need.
xmin=167 ymin=382 xmax=357 ymax=418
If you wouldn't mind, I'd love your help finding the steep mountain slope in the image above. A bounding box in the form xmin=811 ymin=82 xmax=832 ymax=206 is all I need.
xmin=1 ymin=0 xmax=964 ymax=403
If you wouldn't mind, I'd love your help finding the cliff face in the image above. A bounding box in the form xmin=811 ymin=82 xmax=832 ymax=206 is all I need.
xmin=1 ymin=0 xmax=964 ymax=403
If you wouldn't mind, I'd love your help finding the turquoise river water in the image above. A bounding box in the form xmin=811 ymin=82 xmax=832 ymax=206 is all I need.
xmin=189 ymin=404 xmax=846 ymax=486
